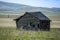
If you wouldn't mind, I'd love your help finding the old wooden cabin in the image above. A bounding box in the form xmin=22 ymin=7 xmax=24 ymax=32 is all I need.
xmin=15 ymin=12 xmax=51 ymax=31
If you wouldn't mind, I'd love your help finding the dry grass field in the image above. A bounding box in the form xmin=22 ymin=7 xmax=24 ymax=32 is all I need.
xmin=0 ymin=18 xmax=60 ymax=28
xmin=0 ymin=13 xmax=60 ymax=40
xmin=0 ymin=18 xmax=16 ymax=27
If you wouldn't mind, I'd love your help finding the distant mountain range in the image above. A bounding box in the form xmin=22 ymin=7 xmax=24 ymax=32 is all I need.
xmin=0 ymin=1 xmax=60 ymax=14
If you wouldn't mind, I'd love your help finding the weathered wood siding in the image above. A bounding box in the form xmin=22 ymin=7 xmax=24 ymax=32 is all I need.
xmin=17 ymin=13 xmax=40 ymax=29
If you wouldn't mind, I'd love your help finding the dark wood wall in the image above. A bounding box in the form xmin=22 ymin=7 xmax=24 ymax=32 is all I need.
xmin=40 ymin=20 xmax=50 ymax=31
xmin=16 ymin=13 xmax=50 ymax=31
xmin=16 ymin=13 xmax=40 ymax=30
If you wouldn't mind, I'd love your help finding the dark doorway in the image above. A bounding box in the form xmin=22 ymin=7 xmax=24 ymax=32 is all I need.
xmin=32 ymin=25 xmax=35 ymax=28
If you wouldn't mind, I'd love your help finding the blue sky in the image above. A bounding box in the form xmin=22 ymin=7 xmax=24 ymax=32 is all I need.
xmin=0 ymin=0 xmax=60 ymax=8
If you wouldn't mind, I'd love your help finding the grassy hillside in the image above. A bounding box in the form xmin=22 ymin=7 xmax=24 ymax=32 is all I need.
xmin=44 ymin=13 xmax=60 ymax=21
xmin=0 ymin=1 xmax=60 ymax=13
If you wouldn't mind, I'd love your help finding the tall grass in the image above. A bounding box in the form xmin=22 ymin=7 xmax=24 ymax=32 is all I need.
xmin=0 ymin=27 xmax=60 ymax=40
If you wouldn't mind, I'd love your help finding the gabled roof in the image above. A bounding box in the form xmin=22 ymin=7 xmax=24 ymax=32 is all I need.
xmin=14 ymin=12 xmax=51 ymax=21
xmin=27 ymin=12 xmax=50 ymax=20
